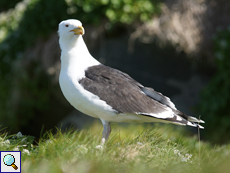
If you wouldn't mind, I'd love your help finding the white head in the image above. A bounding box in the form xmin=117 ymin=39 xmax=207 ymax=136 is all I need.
xmin=58 ymin=19 xmax=85 ymax=50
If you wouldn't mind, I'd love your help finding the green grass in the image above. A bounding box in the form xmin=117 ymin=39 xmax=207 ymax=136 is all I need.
xmin=1 ymin=123 xmax=230 ymax=173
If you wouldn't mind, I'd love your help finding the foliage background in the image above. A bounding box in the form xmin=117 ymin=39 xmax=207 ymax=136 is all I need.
xmin=199 ymin=27 xmax=230 ymax=143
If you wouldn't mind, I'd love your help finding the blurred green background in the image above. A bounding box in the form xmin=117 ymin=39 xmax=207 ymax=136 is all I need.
xmin=0 ymin=0 xmax=230 ymax=144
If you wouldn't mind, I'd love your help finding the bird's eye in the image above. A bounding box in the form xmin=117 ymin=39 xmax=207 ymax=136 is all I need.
xmin=65 ymin=24 xmax=69 ymax=27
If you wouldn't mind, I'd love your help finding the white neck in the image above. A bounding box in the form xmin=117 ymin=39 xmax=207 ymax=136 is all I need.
xmin=59 ymin=35 xmax=89 ymax=57
xmin=59 ymin=35 xmax=100 ymax=80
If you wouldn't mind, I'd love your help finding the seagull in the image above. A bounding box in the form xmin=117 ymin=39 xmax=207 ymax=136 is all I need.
xmin=58 ymin=19 xmax=204 ymax=144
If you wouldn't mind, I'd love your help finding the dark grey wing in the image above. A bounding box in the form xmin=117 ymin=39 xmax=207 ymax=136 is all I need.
xmin=79 ymin=64 xmax=205 ymax=128
xmin=79 ymin=64 xmax=169 ymax=115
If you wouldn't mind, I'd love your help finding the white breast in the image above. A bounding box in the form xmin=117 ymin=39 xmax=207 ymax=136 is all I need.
xmin=59 ymin=51 xmax=116 ymax=119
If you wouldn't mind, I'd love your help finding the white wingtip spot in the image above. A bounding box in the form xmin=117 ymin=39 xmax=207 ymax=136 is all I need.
xmin=188 ymin=116 xmax=205 ymax=123
xmin=187 ymin=121 xmax=197 ymax=127
xmin=176 ymin=115 xmax=183 ymax=121
xmin=199 ymin=120 xmax=205 ymax=123
xmin=197 ymin=124 xmax=204 ymax=129
xmin=187 ymin=121 xmax=204 ymax=129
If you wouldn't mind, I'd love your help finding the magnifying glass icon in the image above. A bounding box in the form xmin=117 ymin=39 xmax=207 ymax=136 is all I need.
xmin=3 ymin=154 xmax=18 ymax=170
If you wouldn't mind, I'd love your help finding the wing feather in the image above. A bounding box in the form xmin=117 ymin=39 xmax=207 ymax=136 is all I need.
xmin=79 ymin=65 xmax=168 ymax=115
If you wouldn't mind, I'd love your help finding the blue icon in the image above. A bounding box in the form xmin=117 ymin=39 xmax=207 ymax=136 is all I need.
xmin=3 ymin=154 xmax=18 ymax=170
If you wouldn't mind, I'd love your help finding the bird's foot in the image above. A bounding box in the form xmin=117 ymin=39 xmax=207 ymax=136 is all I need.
xmin=95 ymin=137 xmax=106 ymax=150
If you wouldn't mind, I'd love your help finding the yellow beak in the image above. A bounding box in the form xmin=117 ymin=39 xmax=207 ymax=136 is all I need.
xmin=70 ymin=26 xmax=84 ymax=35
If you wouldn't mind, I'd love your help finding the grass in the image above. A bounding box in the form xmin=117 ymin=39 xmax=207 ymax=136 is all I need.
xmin=1 ymin=123 xmax=230 ymax=173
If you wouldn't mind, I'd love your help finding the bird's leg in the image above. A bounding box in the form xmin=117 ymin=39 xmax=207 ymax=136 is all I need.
xmin=100 ymin=119 xmax=111 ymax=145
